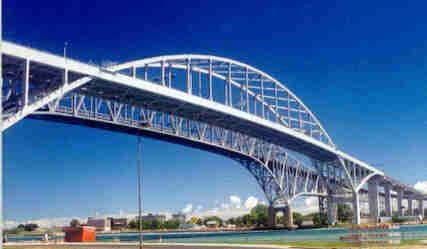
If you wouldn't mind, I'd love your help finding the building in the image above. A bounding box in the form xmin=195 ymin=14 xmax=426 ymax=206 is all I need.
xmin=140 ymin=213 xmax=166 ymax=223
xmin=179 ymin=223 xmax=203 ymax=230
xmin=86 ymin=218 xmax=112 ymax=232
xmin=171 ymin=213 xmax=186 ymax=224
xmin=206 ymin=220 xmax=218 ymax=228
xmin=110 ymin=218 xmax=128 ymax=230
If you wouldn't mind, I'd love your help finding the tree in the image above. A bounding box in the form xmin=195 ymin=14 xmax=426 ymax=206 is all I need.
xmin=234 ymin=216 xmax=244 ymax=227
xmin=392 ymin=214 xmax=407 ymax=223
xmin=190 ymin=216 xmax=201 ymax=225
xmin=164 ymin=220 xmax=180 ymax=229
xmin=23 ymin=223 xmax=39 ymax=232
xmin=142 ymin=220 xmax=151 ymax=230
xmin=293 ymin=212 xmax=303 ymax=227
xmin=242 ymin=214 xmax=255 ymax=226
xmin=312 ymin=213 xmax=327 ymax=227
xmin=151 ymin=219 xmax=161 ymax=230
xmin=70 ymin=219 xmax=80 ymax=228
xmin=337 ymin=203 xmax=353 ymax=223
xmin=249 ymin=204 xmax=268 ymax=227
xmin=128 ymin=219 xmax=138 ymax=229
xmin=227 ymin=217 xmax=236 ymax=225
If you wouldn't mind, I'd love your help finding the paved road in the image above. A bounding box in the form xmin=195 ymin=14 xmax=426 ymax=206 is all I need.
xmin=5 ymin=243 xmax=289 ymax=249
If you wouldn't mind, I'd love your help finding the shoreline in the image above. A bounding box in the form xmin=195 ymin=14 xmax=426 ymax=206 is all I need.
xmin=5 ymin=242 xmax=291 ymax=249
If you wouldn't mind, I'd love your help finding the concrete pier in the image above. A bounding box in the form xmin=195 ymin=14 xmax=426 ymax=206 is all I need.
xmin=368 ymin=179 xmax=379 ymax=222
xmin=283 ymin=206 xmax=293 ymax=229
xmin=384 ymin=184 xmax=392 ymax=217
xmin=419 ymin=200 xmax=424 ymax=218
xmin=327 ymin=196 xmax=337 ymax=225
xmin=352 ymin=192 xmax=361 ymax=224
xmin=408 ymin=198 xmax=413 ymax=216
xmin=268 ymin=205 xmax=276 ymax=228
xmin=397 ymin=189 xmax=404 ymax=216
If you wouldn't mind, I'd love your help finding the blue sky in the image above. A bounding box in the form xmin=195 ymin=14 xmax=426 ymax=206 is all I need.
xmin=3 ymin=0 xmax=427 ymax=224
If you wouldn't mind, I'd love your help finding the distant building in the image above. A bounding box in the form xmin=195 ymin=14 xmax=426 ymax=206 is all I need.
xmin=86 ymin=218 xmax=111 ymax=232
xmin=110 ymin=218 xmax=128 ymax=230
xmin=179 ymin=223 xmax=203 ymax=230
xmin=171 ymin=213 xmax=186 ymax=223
xmin=140 ymin=213 xmax=166 ymax=223
xmin=206 ymin=220 xmax=218 ymax=228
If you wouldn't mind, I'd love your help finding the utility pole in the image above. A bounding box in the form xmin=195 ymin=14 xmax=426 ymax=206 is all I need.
xmin=137 ymin=136 xmax=143 ymax=248
xmin=0 ymin=0 xmax=3 ymax=248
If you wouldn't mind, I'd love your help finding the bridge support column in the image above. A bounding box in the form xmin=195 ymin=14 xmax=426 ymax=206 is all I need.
xmin=397 ymin=189 xmax=404 ymax=216
xmin=368 ymin=179 xmax=379 ymax=222
xmin=268 ymin=205 xmax=276 ymax=228
xmin=419 ymin=200 xmax=424 ymax=219
xmin=283 ymin=206 xmax=293 ymax=229
xmin=408 ymin=198 xmax=413 ymax=216
xmin=384 ymin=184 xmax=392 ymax=217
xmin=352 ymin=192 xmax=361 ymax=225
xmin=327 ymin=196 xmax=337 ymax=226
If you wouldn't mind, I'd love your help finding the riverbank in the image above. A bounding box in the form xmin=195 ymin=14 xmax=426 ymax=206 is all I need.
xmin=5 ymin=240 xmax=427 ymax=249
xmin=9 ymin=224 xmax=427 ymax=248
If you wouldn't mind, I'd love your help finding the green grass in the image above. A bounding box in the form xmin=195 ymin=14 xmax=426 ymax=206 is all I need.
xmin=179 ymin=239 xmax=427 ymax=248
xmin=271 ymin=240 xmax=356 ymax=248
xmin=4 ymin=238 xmax=427 ymax=249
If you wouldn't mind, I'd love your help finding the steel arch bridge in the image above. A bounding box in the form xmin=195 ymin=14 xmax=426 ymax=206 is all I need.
xmin=1 ymin=41 xmax=425 ymax=226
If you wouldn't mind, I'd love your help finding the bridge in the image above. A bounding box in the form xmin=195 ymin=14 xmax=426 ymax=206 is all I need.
xmin=1 ymin=41 xmax=425 ymax=229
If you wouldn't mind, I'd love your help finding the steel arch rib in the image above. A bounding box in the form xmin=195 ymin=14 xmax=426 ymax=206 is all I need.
xmin=109 ymin=54 xmax=335 ymax=147
xmin=125 ymin=62 xmax=291 ymax=128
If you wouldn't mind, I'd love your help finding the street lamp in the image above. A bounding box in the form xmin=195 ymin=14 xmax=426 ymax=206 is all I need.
xmin=64 ymin=41 xmax=68 ymax=60
xmin=137 ymin=136 xmax=143 ymax=249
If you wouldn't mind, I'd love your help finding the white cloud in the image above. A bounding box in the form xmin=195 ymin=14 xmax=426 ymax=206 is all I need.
xmin=4 ymin=210 xmax=169 ymax=229
xmin=293 ymin=197 xmax=318 ymax=215
xmin=305 ymin=196 xmax=317 ymax=207
xmin=220 ymin=203 xmax=230 ymax=209
xmin=244 ymin=196 xmax=258 ymax=209
xmin=229 ymin=195 xmax=241 ymax=209
xmin=415 ymin=181 xmax=427 ymax=194
xmin=4 ymin=217 xmax=84 ymax=229
xmin=182 ymin=203 xmax=193 ymax=214
xmin=7 ymin=196 xmax=262 ymax=229
xmin=186 ymin=196 xmax=260 ymax=220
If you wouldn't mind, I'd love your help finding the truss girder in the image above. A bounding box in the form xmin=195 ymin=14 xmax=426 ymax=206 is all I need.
xmin=34 ymin=91 xmax=326 ymax=205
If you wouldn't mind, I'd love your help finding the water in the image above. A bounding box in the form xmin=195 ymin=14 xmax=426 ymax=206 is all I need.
xmin=8 ymin=224 xmax=427 ymax=244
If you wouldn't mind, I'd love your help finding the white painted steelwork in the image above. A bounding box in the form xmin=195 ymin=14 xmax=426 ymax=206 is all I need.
xmin=1 ymin=41 xmax=425 ymax=225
